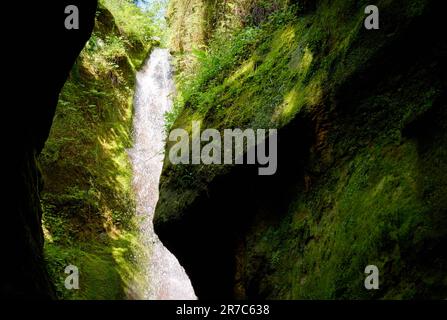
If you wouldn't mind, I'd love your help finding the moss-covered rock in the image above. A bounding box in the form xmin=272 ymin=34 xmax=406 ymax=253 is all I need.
xmin=155 ymin=0 xmax=447 ymax=299
xmin=39 ymin=1 xmax=153 ymax=299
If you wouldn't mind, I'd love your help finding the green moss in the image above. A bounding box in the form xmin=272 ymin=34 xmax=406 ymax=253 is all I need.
xmin=157 ymin=0 xmax=447 ymax=299
xmin=39 ymin=0 xmax=155 ymax=300
xmin=249 ymin=130 xmax=447 ymax=299
xmin=160 ymin=1 xmax=371 ymax=222
xmin=44 ymin=228 xmax=144 ymax=300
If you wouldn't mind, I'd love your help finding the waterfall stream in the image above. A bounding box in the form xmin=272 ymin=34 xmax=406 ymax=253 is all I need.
xmin=129 ymin=48 xmax=196 ymax=300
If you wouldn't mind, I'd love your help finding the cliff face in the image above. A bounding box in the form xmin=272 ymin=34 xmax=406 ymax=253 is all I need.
xmin=39 ymin=1 xmax=156 ymax=299
xmin=155 ymin=0 xmax=447 ymax=299
xmin=3 ymin=1 xmax=97 ymax=298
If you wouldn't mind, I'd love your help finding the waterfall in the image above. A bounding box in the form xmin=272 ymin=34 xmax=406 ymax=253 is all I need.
xmin=129 ymin=48 xmax=196 ymax=300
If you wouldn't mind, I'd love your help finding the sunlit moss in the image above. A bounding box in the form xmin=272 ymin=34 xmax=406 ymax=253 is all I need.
xmin=299 ymin=47 xmax=314 ymax=74
xmin=272 ymin=86 xmax=304 ymax=124
xmin=226 ymin=59 xmax=255 ymax=84
xmin=158 ymin=0 xmax=446 ymax=300
xmin=40 ymin=0 xmax=154 ymax=300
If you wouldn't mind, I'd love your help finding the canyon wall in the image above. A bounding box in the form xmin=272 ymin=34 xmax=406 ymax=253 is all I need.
xmin=2 ymin=1 xmax=97 ymax=298
xmin=155 ymin=0 xmax=447 ymax=299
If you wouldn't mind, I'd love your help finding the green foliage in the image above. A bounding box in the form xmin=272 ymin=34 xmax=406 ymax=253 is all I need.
xmin=165 ymin=4 xmax=307 ymax=131
xmin=44 ymin=230 xmax=143 ymax=300
xmin=158 ymin=0 xmax=447 ymax=299
xmin=103 ymin=0 xmax=155 ymax=44
xmin=40 ymin=0 xmax=157 ymax=299
xmin=251 ymin=134 xmax=447 ymax=299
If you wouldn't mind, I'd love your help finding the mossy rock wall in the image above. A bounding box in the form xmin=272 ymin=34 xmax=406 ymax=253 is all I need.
xmin=39 ymin=1 xmax=153 ymax=299
xmin=155 ymin=0 xmax=447 ymax=299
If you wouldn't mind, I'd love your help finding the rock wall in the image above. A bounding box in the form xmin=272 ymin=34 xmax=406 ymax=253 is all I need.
xmin=155 ymin=0 xmax=447 ymax=299
xmin=2 ymin=1 xmax=97 ymax=298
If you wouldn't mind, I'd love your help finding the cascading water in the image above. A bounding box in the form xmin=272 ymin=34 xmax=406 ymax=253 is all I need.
xmin=129 ymin=48 xmax=196 ymax=300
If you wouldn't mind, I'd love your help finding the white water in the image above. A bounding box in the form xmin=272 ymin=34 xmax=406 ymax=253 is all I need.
xmin=129 ymin=48 xmax=196 ymax=300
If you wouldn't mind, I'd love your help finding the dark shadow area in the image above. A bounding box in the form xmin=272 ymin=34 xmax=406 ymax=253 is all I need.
xmin=402 ymin=93 xmax=447 ymax=298
xmin=155 ymin=114 xmax=316 ymax=299
xmin=331 ymin=0 xmax=447 ymax=161
xmin=3 ymin=1 xmax=97 ymax=299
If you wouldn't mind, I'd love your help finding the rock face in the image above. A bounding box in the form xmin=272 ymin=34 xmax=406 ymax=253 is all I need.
xmin=3 ymin=1 xmax=96 ymax=298
xmin=155 ymin=0 xmax=447 ymax=299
